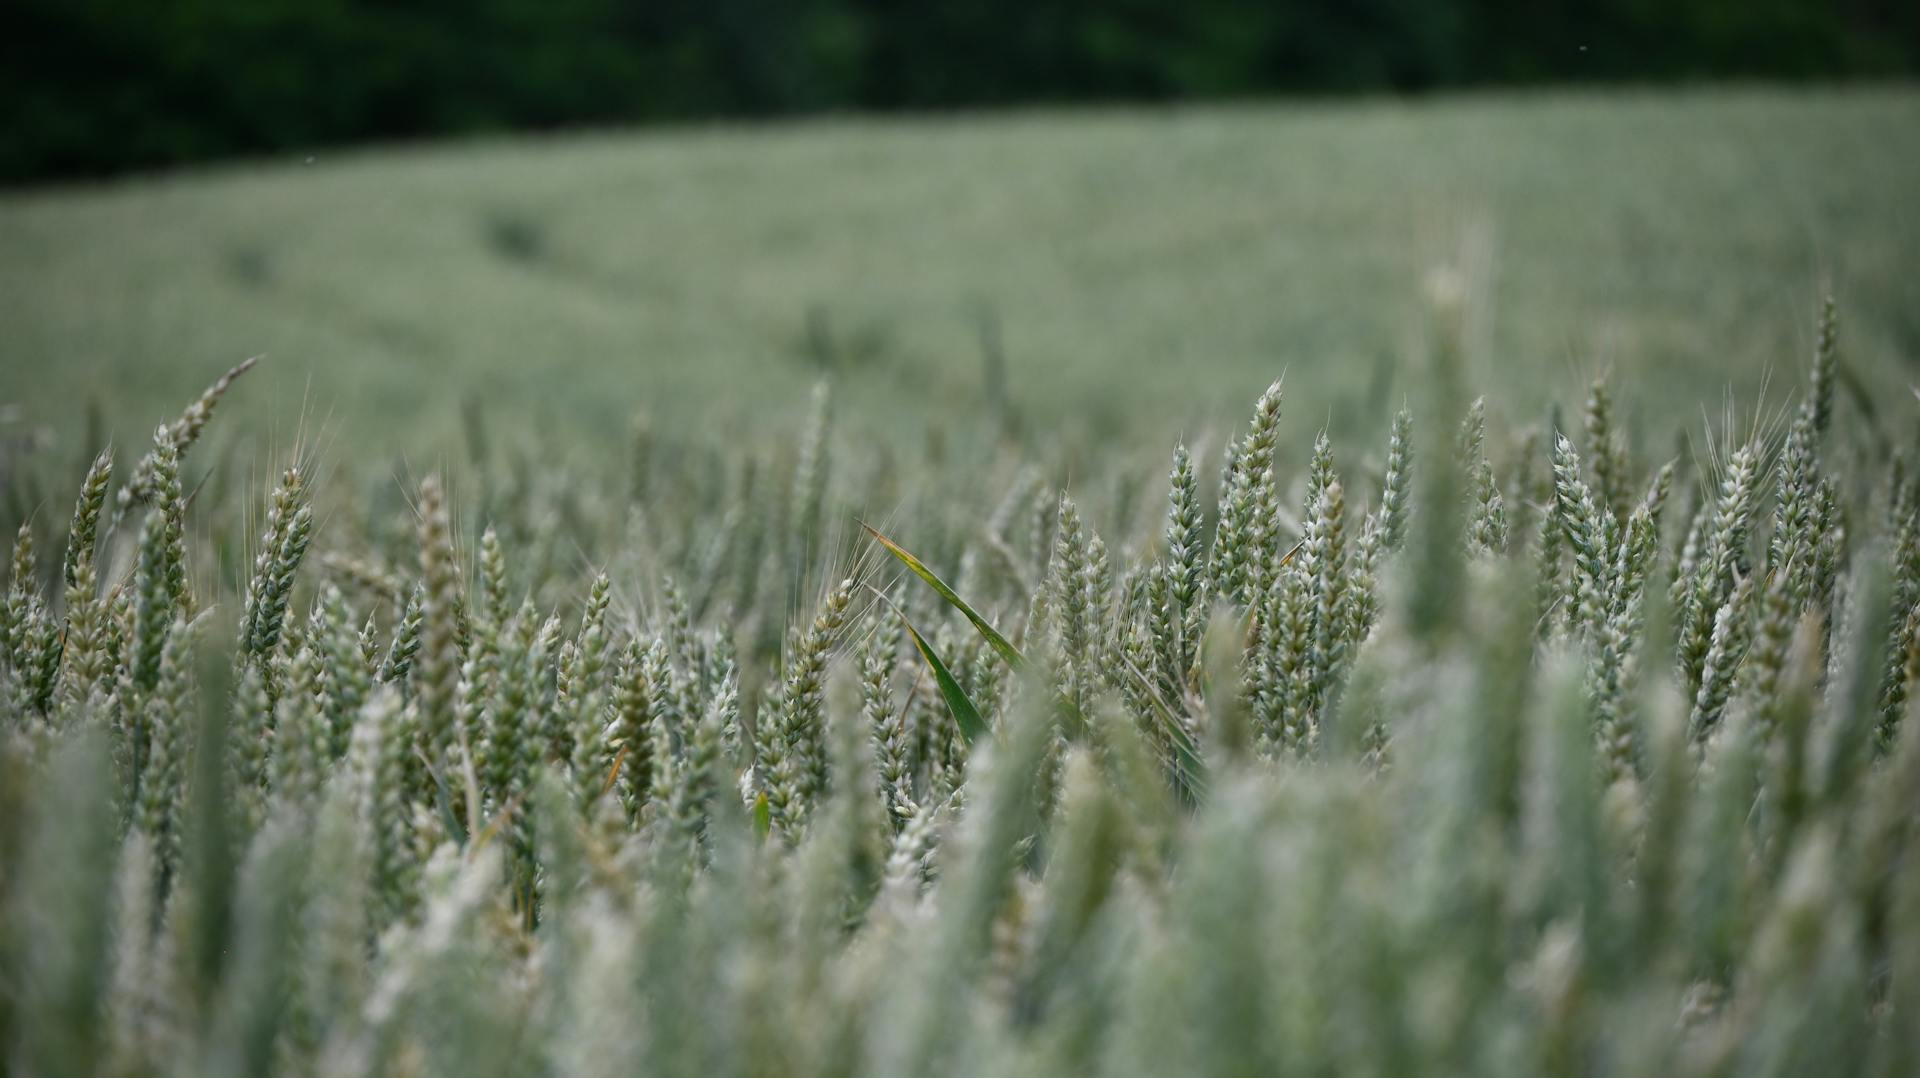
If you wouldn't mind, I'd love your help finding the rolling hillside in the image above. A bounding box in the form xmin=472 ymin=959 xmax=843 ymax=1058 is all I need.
xmin=2 ymin=87 xmax=1916 ymax=466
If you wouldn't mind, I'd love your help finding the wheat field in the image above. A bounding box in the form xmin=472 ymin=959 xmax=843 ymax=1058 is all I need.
xmin=3 ymin=272 xmax=1920 ymax=1073
xmin=5 ymin=84 xmax=1920 ymax=1077
xmin=2 ymin=87 xmax=1918 ymax=466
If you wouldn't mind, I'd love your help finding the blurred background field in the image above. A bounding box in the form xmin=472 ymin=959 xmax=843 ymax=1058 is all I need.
xmin=3 ymin=86 xmax=1918 ymax=470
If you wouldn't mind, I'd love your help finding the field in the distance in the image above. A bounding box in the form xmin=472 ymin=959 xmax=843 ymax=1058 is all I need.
xmin=2 ymin=86 xmax=1917 ymax=462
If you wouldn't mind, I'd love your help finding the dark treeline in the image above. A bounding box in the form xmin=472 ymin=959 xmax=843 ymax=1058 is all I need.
xmin=4 ymin=0 xmax=1916 ymax=182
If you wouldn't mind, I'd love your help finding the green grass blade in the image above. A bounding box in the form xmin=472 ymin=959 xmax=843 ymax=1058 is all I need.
xmin=862 ymin=522 xmax=1025 ymax=670
xmin=901 ymin=614 xmax=990 ymax=745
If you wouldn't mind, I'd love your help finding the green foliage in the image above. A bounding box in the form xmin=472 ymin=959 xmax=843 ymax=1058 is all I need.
xmin=5 ymin=299 xmax=1920 ymax=1077
xmin=4 ymin=1 xmax=1917 ymax=180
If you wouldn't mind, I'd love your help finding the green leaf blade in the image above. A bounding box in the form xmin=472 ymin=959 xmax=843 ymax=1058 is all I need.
xmin=901 ymin=615 xmax=990 ymax=745
xmin=862 ymin=522 xmax=1026 ymax=670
